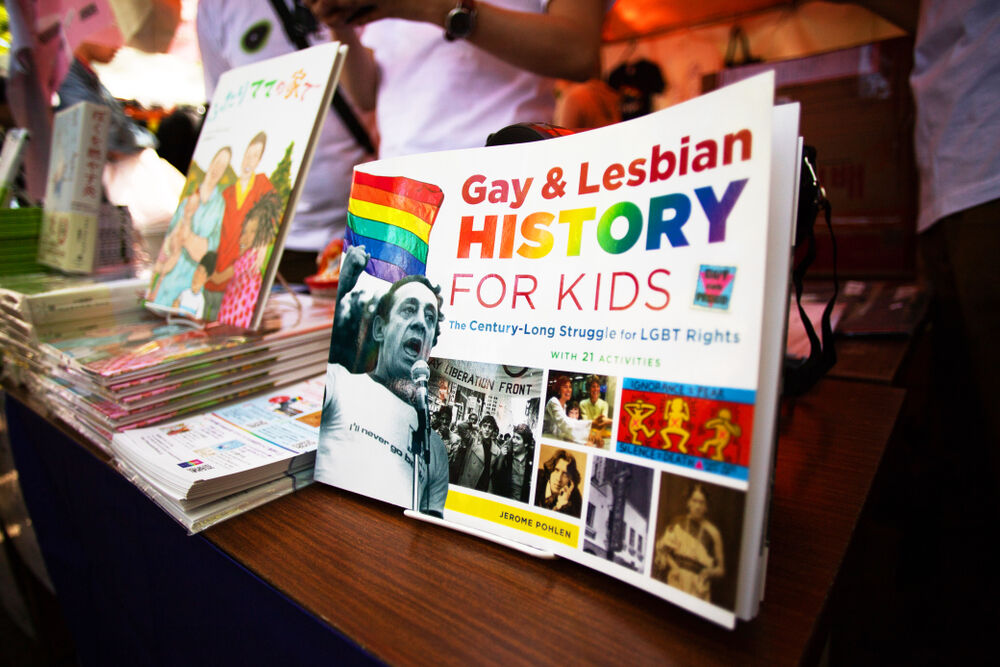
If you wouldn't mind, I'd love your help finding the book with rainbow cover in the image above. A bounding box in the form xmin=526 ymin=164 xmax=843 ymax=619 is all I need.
xmin=314 ymin=73 xmax=801 ymax=627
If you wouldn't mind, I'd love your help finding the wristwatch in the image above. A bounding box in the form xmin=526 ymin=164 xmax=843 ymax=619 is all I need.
xmin=444 ymin=0 xmax=477 ymax=41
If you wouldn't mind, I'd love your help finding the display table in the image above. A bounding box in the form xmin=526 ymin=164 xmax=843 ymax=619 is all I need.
xmin=5 ymin=377 xmax=904 ymax=665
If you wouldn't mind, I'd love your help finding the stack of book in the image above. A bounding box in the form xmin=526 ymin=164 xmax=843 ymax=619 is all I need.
xmin=2 ymin=290 xmax=334 ymax=450
xmin=0 ymin=43 xmax=351 ymax=533
xmin=0 ymin=208 xmax=47 ymax=276
xmin=0 ymin=272 xmax=149 ymax=386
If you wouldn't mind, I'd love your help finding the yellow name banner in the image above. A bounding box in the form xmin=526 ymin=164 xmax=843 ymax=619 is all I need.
xmin=445 ymin=490 xmax=579 ymax=547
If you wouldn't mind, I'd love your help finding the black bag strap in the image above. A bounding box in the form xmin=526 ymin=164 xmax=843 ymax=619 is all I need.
xmin=724 ymin=25 xmax=762 ymax=68
xmin=784 ymin=145 xmax=838 ymax=396
xmin=268 ymin=0 xmax=376 ymax=155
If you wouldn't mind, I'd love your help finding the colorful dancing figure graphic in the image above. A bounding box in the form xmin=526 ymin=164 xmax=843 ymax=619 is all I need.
xmin=660 ymin=397 xmax=691 ymax=453
xmin=623 ymin=398 xmax=656 ymax=445
xmin=700 ymin=408 xmax=742 ymax=462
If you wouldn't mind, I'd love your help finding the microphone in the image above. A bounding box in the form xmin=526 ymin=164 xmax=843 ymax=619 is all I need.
xmin=411 ymin=359 xmax=430 ymax=411
xmin=411 ymin=360 xmax=431 ymax=466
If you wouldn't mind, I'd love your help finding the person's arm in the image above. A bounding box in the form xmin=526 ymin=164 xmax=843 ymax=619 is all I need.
xmin=208 ymin=263 xmax=236 ymax=287
xmin=306 ymin=0 xmax=605 ymax=82
xmin=184 ymin=191 xmax=223 ymax=268
xmin=337 ymin=244 xmax=370 ymax=302
xmin=326 ymin=24 xmax=379 ymax=112
xmin=553 ymin=478 xmax=575 ymax=511
xmin=490 ymin=442 xmax=509 ymax=473
xmin=327 ymin=244 xmax=371 ymax=368
xmin=703 ymin=523 xmax=725 ymax=582
xmin=158 ymin=246 xmax=182 ymax=278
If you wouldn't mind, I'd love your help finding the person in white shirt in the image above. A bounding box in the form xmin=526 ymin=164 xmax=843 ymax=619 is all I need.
xmin=172 ymin=251 xmax=215 ymax=320
xmin=197 ymin=0 xmax=371 ymax=281
xmin=579 ymin=376 xmax=609 ymax=421
xmin=304 ymin=0 xmax=610 ymax=158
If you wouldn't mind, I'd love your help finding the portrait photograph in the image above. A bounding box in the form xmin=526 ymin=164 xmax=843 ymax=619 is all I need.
xmin=651 ymin=471 xmax=745 ymax=611
xmin=533 ymin=443 xmax=589 ymax=519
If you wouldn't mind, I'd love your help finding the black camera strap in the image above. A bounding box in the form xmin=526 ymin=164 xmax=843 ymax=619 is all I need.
xmin=784 ymin=145 xmax=838 ymax=396
xmin=268 ymin=0 xmax=376 ymax=155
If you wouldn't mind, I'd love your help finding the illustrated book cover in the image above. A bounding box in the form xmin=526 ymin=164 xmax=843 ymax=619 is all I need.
xmin=314 ymin=73 xmax=799 ymax=628
xmin=37 ymin=101 xmax=110 ymax=273
xmin=144 ymin=42 xmax=347 ymax=329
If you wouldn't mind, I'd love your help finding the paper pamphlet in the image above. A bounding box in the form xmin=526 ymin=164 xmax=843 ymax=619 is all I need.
xmin=111 ymin=376 xmax=325 ymax=503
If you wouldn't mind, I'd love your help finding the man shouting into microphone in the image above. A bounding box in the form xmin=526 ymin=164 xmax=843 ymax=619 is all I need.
xmin=316 ymin=245 xmax=450 ymax=516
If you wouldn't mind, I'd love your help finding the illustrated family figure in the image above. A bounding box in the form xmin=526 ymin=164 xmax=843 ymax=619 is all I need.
xmin=149 ymin=131 xmax=281 ymax=328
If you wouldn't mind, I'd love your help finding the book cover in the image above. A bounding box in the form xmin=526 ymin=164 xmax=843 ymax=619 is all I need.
xmin=144 ymin=42 xmax=347 ymax=329
xmin=315 ymin=73 xmax=799 ymax=627
xmin=37 ymin=101 xmax=110 ymax=273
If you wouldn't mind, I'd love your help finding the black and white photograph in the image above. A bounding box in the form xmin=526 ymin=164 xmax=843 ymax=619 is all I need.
xmin=429 ymin=359 xmax=543 ymax=504
xmin=315 ymin=246 xmax=450 ymax=517
xmin=583 ymin=457 xmax=654 ymax=573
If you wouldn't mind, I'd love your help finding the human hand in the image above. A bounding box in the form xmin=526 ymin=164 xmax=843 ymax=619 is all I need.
xmin=340 ymin=244 xmax=369 ymax=287
xmin=554 ymin=479 xmax=574 ymax=509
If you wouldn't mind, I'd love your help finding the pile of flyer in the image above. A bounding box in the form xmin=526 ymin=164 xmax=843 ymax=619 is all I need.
xmin=112 ymin=376 xmax=325 ymax=533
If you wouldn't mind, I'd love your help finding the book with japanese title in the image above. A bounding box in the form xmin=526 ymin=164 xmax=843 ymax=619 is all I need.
xmin=144 ymin=42 xmax=347 ymax=329
xmin=37 ymin=101 xmax=110 ymax=273
xmin=313 ymin=73 xmax=800 ymax=627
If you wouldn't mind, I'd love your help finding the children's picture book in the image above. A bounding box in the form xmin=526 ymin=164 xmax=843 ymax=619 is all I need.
xmin=144 ymin=42 xmax=347 ymax=329
xmin=314 ymin=73 xmax=800 ymax=628
xmin=37 ymin=101 xmax=110 ymax=273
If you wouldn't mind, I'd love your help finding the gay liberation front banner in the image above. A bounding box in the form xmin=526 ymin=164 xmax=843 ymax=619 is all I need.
xmin=146 ymin=43 xmax=346 ymax=330
xmin=315 ymin=72 xmax=800 ymax=628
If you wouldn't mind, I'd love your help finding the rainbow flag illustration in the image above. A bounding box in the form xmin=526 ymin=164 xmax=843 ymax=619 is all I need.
xmin=345 ymin=172 xmax=445 ymax=283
